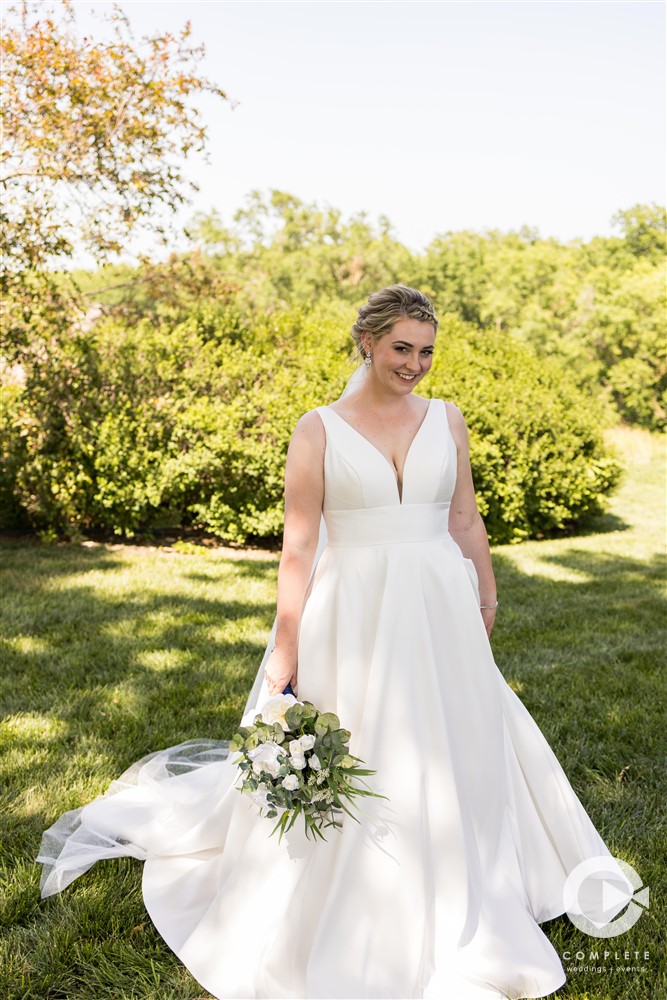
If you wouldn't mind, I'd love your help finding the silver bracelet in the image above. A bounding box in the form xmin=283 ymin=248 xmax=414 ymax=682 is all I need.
xmin=480 ymin=600 xmax=499 ymax=609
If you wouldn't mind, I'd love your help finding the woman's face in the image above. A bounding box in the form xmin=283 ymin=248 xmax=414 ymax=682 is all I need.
xmin=363 ymin=318 xmax=436 ymax=394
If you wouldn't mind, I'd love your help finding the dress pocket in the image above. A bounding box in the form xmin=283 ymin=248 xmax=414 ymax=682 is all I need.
xmin=462 ymin=557 xmax=480 ymax=603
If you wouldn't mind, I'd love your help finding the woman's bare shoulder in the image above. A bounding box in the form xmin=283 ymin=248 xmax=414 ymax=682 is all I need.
xmin=440 ymin=400 xmax=469 ymax=448
xmin=290 ymin=408 xmax=326 ymax=448
xmin=442 ymin=399 xmax=466 ymax=424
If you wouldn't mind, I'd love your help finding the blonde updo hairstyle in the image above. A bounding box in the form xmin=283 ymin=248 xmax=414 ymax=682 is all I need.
xmin=351 ymin=285 xmax=439 ymax=360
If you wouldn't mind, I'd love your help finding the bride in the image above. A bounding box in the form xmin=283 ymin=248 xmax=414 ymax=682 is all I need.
xmin=39 ymin=285 xmax=632 ymax=999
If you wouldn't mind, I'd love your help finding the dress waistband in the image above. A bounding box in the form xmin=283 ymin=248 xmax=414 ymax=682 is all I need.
xmin=324 ymin=502 xmax=451 ymax=547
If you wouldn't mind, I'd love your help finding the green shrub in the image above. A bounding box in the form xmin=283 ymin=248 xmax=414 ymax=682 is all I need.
xmin=1 ymin=302 xmax=621 ymax=544
xmin=429 ymin=317 xmax=621 ymax=543
xmin=0 ymin=382 xmax=29 ymax=529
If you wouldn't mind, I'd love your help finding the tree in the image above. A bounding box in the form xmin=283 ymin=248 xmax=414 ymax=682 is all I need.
xmin=414 ymin=210 xmax=667 ymax=429
xmin=612 ymin=203 xmax=667 ymax=262
xmin=1 ymin=0 xmax=227 ymax=357
xmin=1 ymin=0 xmax=227 ymax=270
xmin=187 ymin=190 xmax=414 ymax=312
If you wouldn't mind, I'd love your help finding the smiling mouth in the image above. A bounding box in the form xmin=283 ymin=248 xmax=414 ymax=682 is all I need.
xmin=396 ymin=372 xmax=419 ymax=382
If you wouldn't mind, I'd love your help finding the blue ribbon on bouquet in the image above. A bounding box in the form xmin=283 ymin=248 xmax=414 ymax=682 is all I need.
xmin=282 ymin=683 xmax=296 ymax=696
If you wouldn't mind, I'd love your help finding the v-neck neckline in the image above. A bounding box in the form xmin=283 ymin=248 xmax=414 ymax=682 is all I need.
xmin=325 ymin=398 xmax=433 ymax=504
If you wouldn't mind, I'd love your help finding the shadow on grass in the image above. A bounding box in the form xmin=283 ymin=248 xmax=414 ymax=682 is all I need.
xmin=2 ymin=536 xmax=663 ymax=813
xmin=0 ymin=537 xmax=127 ymax=577
xmin=486 ymin=545 xmax=665 ymax=998
xmin=489 ymin=545 xmax=665 ymax=835
xmin=1 ymin=538 xmax=665 ymax=999
xmin=0 ymin=542 xmax=278 ymax=831
xmin=564 ymin=509 xmax=631 ymax=537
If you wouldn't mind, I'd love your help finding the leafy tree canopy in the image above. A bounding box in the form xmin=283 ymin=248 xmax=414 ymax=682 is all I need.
xmin=612 ymin=203 xmax=667 ymax=262
xmin=1 ymin=0 xmax=226 ymax=271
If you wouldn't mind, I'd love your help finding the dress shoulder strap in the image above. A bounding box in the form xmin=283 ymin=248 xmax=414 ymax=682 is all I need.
xmin=314 ymin=405 xmax=339 ymax=432
xmin=437 ymin=399 xmax=459 ymax=451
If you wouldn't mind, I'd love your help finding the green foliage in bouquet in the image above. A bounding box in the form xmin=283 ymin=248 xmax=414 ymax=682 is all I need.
xmin=229 ymin=696 xmax=387 ymax=842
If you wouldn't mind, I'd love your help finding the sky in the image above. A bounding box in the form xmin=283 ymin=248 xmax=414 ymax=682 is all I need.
xmin=71 ymin=0 xmax=666 ymax=254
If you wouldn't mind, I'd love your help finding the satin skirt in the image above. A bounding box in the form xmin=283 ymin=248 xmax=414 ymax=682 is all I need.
xmin=38 ymin=528 xmax=632 ymax=998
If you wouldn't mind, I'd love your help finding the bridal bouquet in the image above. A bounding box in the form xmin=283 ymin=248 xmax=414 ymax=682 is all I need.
xmin=230 ymin=693 xmax=387 ymax=842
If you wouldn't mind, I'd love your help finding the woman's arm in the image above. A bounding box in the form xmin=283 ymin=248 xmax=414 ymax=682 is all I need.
xmin=264 ymin=410 xmax=325 ymax=696
xmin=445 ymin=402 xmax=497 ymax=637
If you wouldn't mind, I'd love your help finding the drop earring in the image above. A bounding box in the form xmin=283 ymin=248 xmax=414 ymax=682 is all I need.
xmin=364 ymin=351 xmax=372 ymax=368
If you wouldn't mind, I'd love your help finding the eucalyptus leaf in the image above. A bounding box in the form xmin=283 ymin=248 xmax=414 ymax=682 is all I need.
xmin=288 ymin=710 xmax=304 ymax=721
xmin=319 ymin=712 xmax=340 ymax=730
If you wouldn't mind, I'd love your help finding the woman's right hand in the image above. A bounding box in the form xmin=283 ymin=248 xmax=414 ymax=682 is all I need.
xmin=264 ymin=647 xmax=298 ymax=697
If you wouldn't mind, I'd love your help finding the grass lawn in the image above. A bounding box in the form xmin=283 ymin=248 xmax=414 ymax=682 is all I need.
xmin=1 ymin=427 xmax=664 ymax=1000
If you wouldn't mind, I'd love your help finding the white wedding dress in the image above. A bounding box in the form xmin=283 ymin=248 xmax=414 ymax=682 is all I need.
xmin=38 ymin=397 xmax=632 ymax=1000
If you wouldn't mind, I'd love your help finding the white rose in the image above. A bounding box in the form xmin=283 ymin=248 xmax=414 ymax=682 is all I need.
xmin=299 ymin=734 xmax=316 ymax=750
xmin=260 ymin=695 xmax=298 ymax=731
xmin=288 ymin=739 xmax=303 ymax=756
xmin=281 ymin=774 xmax=299 ymax=791
xmin=247 ymin=741 xmax=282 ymax=778
xmin=290 ymin=755 xmax=306 ymax=770
xmin=308 ymin=753 xmax=322 ymax=771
